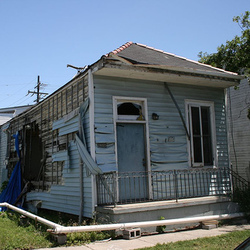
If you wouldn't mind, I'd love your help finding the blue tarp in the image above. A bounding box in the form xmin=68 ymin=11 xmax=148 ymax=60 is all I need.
xmin=0 ymin=133 xmax=21 ymax=211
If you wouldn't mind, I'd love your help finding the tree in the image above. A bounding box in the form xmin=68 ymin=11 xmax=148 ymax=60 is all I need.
xmin=198 ymin=11 xmax=250 ymax=76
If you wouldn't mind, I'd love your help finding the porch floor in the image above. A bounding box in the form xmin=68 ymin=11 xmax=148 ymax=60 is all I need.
xmin=97 ymin=196 xmax=231 ymax=215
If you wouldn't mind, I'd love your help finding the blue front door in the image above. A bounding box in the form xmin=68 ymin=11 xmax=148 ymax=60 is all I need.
xmin=117 ymin=123 xmax=148 ymax=201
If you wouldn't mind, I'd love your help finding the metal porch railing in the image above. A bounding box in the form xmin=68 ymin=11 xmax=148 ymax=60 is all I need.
xmin=230 ymin=168 xmax=250 ymax=191
xmin=97 ymin=167 xmax=234 ymax=206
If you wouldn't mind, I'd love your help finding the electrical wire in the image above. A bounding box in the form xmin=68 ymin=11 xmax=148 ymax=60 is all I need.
xmin=0 ymin=78 xmax=37 ymax=104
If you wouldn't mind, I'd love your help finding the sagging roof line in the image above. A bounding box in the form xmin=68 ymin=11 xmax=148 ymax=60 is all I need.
xmin=108 ymin=42 xmax=239 ymax=77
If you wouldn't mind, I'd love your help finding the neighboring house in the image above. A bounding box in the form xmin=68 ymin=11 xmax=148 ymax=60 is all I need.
xmin=0 ymin=105 xmax=32 ymax=125
xmin=0 ymin=105 xmax=32 ymax=186
xmin=0 ymin=42 xmax=244 ymax=226
xmin=227 ymin=78 xmax=250 ymax=182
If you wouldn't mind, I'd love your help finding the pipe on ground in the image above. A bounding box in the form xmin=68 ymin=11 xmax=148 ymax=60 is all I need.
xmin=0 ymin=202 xmax=244 ymax=234
xmin=52 ymin=213 xmax=244 ymax=234
xmin=0 ymin=202 xmax=62 ymax=229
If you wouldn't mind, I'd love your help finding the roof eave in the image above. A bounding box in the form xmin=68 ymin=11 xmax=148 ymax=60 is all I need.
xmin=93 ymin=60 xmax=241 ymax=88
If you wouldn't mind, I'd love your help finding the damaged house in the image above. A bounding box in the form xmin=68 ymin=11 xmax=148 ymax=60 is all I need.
xmin=0 ymin=42 xmax=246 ymax=225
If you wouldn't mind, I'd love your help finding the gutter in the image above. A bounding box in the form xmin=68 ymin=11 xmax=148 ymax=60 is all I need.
xmin=0 ymin=202 xmax=244 ymax=234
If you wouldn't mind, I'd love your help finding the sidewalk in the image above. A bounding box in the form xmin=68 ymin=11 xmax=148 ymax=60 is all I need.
xmin=38 ymin=224 xmax=250 ymax=250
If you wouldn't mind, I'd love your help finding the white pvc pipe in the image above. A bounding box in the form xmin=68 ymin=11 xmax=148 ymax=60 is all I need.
xmin=0 ymin=202 xmax=62 ymax=229
xmin=0 ymin=202 xmax=244 ymax=235
xmin=52 ymin=213 xmax=244 ymax=234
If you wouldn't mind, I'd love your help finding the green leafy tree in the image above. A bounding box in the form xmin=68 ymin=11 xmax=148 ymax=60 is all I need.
xmin=198 ymin=11 xmax=250 ymax=76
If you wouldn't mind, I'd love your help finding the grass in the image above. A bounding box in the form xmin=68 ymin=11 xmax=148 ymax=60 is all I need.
xmin=0 ymin=212 xmax=53 ymax=249
xmin=138 ymin=229 xmax=250 ymax=250
xmin=0 ymin=210 xmax=113 ymax=249
xmin=0 ymin=210 xmax=249 ymax=250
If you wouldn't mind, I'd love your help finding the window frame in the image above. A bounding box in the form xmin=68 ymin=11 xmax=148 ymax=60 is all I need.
xmin=185 ymin=99 xmax=217 ymax=168
xmin=113 ymin=96 xmax=148 ymax=123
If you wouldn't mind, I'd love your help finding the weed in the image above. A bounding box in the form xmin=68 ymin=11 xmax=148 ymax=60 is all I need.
xmin=156 ymin=216 xmax=166 ymax=234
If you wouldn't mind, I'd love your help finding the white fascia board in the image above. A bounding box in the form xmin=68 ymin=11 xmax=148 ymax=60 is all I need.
xmin=94 ymin=66 xmax=239 ymax=88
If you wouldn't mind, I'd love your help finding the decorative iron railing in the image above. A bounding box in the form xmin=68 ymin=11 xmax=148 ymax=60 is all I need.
xmin=97 ymin=167 xmax=235 ymax=206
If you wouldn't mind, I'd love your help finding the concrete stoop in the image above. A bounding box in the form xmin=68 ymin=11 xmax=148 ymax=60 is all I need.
xmin=96 ymin=196 xmax=240 ymax=233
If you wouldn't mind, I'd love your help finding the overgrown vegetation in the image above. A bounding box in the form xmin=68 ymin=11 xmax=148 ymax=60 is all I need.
xmin=198 ymin=11 xmax=250 ymax=77
xmin=233 ymin=187 xmax=250 ymax=221
xmin=138 ymin=230 xmax=250 ymax=250
xmin=0 ymin=209 xmax=113 ymax=249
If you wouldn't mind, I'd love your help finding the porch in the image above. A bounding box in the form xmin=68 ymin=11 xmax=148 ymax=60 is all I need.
xmin=96 ymin=167 xmax=246 ymax=231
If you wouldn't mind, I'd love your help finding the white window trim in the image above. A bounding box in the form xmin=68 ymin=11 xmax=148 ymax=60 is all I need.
xmin=185 ymin=99 xmax=218 ymax=168
xmin=113 ymin=96 xmax=148 ymax=123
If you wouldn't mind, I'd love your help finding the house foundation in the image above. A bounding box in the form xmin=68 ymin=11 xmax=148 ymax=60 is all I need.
xmin=96 ymin=196 xmax=240 ymax=233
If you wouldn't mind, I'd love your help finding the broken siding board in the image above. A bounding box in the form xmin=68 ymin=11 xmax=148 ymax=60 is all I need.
xmin=94 ymin=123 xmax=114 ymax=134
xmin=151 ymin=152 xmax=188 ymax=162
xmin=95 ymin=153 xmax=116 ymax=165
xmin=95 ymin=133 xmax=115 ymax=143
xmin=95 ymin=144 xmax=115 ymax=154
xmin=58 ymin=124 xmax=78 ymax=136
xmin=52 ymin=150 xmax=68 ymax=161
xmin=75 ymin=134 xmax=102 ymax=174
xmin=52 ymin=115 xmax=78 ymax=131
xmin=97 ymin=164 xmax=117 ymax=172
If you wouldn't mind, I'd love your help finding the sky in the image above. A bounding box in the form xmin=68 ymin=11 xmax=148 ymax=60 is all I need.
xmin=0 ymin=0 xmax=249 ymax=109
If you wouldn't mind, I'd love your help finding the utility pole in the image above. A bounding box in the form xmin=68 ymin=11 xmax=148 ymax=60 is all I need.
xmin=27 ymin=76 xmax=48 ymax=103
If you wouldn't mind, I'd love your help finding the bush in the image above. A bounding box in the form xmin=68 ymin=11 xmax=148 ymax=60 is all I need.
xmin=233 ymin=187 xmax=250 ymax=221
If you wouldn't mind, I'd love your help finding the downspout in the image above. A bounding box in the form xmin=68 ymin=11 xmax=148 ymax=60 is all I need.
xmin=0 ymin=202 xmax=244 ymax=234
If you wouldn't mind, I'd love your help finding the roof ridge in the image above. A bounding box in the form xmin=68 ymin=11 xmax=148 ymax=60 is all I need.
xmin=135 ymin=43 xmax=238 ymax=76
xmin=108 ymin=41 xmax=133 ymax=55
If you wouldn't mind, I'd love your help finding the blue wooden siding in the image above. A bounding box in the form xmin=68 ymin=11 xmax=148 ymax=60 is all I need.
xmin=93 ymin=76 xmax=229 ymax=173
xmin=27 ymin=111 xmax=94 ymax=218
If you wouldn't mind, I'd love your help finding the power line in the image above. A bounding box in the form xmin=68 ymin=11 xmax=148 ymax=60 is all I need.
xmin=0 ymin=77 xmax=36 ymax=104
